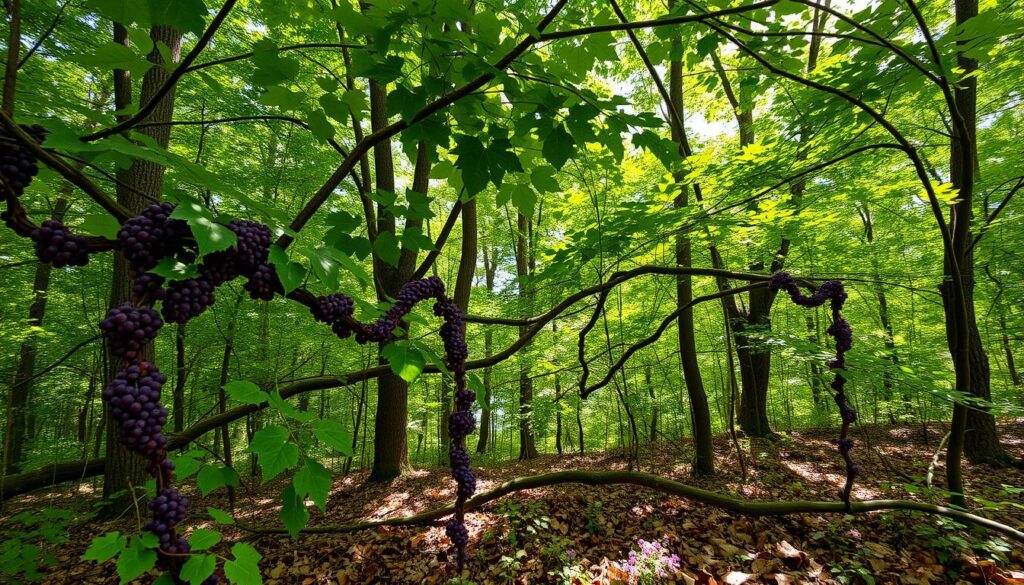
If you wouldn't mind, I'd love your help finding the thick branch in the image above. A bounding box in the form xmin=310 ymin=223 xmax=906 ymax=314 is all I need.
xmin=234 ymin=470 xmax=1024 ymax=543
xmin=184 ymin=43 xmax=362 ymax=74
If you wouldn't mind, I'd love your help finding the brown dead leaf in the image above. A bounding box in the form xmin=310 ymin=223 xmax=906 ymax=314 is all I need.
xmin=774 ymin=540 xmax=808 ymax=569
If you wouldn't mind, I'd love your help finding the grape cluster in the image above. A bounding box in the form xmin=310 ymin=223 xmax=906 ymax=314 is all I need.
xmin=118 ymin=203 xmax=190 ymax=274
xmin=145 ymin=487 xmax=189 ymax=550
xmin=100 ymin=361 xmax=169 ymax=457
xmin=161 ymin=277 xmax=216 ymax=324
xmin=770 ymin=272 xmax=858 ymax=506
xmin=308 ymin=277 xmax=476 ymax=567
xmin=0 ymin=124 xmax=46 ymax=197
xmin=244 ymin=263 xmax=280 ymax=301
xmin=100 ymin=304 xmax=163 ymax=361
xmin=226 ymin=219 xmax=272 ymax=271
xmin=312 ymin=293 xmax=356 ymax=337
xmin=31 ymin=219 xmax=90 ymax=267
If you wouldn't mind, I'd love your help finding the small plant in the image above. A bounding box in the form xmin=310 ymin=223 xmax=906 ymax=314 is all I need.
xmin=584 ymin=501 xmax=604 ymax=536
xmin=496 ymin=500 xmax=549 ymax=548
xmin=497 ymin=550 xmax=526 ymax=585
xmin=618 ymin=536 xmax=681 ymax=585
xmin=445 ymin=577 xmax=478 ymax=585
xmin=555 ymin=549 xmax=591 ymax=585
xmin=0 ymin=508 xmax=75 ymax=582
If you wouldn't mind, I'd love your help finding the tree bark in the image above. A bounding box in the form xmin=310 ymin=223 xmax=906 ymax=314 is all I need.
xmin=514 ymin=212 xmax=538 ymax=460
xmin=476 ymin=247 xmax=496 ymax=454
xmin=4 ymin=198 xmax=69 ymax=474
xmin=941 ymin=0 xmax=1010 ymax=468
xmin=669 ymin=43 xmax=714 ymax=474
xmin=101 ymin=24 xmax=183 ymax=517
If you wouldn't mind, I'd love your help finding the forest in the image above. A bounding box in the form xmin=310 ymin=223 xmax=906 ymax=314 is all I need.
xmin=1 ymin=0 xmax=1023 ymax=583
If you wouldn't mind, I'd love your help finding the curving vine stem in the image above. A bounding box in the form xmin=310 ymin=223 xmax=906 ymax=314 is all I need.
xmin=770 ymin=272 xmax=858 ymax=507
xmin=1 ymin=128 xmax=476 ymax=578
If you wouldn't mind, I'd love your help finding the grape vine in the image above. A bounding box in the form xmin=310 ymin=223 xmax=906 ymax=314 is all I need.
xmin=770 ymin=272 xmax=858 ymax=507
xmin=4 ymin=128 xmax=477 ymax=577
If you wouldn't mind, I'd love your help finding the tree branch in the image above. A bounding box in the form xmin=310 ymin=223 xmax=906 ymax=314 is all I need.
xmin=184 ymin=42 xmax=363 ymax=74
xmin=232 ymin=470 xmax=1024 ymax=543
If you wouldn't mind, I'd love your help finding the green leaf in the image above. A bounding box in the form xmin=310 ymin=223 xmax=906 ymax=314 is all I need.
xmin=268 ymin=390 xmax=317 ymax=422
xmin=180 ymin=553 xmax=217 ymax=585
xmin=510 ymin=183 xmax=537 ymax=216
xmin=188 ymin=528 xmax=221 ymax=551
xmin=169 ymin=202 xmax=237 ymax=256
xmin=400 ymin=226 xmax=435 ymax=251
xmin=293 ymin=460 xmax=332 ymax=512
xmin=251 ymin=39 xmax=300 ymax=87
xmin=279 ymin=484 xmax=310 ymax=537
xmin=224 ymin=380 xmax=269 ymax=405
xmin=197 ymin=465 xmax=240 ymax=496
xmin=248 ymin=425 xmax=298 ymax=482
xmin=259 ymin=86 xmax=305 ymax=110
xmin=541 ymin=124 xmax=575 ymax=170
xmin=373 ymin=231 xmax=401 ymax=267
xmin=116 ymin=537 xmax=157 ymax=584
xmin=82 ymin=532 xmax=126 ymax=563
xmin=85 ymin=0 xmax=151 ymax=26
xmin=148 ymin=257 xmax=200 ymax=281
xmin=313 ymin=420 xmax=353 ymax=456
xmin=169 ymin=451 xmax=202 ymax=480
xmin=73 ymin=43 xmax=154 ymax=77
xmin=381 ymin=342 xmax=426 ymax=383
xmin=268 ymin=245 xmax=306 ymax=294
xmin=224 ymin=542 xmax=262 ymax=585
xmin=208 ymin=507 xmax=235 ymax=525
xmin=452 ymin=134 xmax=489 ymax=195
xmin=530 ymin=166 xmax=561 ymax=193
xmin=80 ymin=214 xmax=122 ymax=239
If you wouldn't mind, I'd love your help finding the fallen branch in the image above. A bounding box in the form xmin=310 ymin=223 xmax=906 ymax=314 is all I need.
xmin=233 ymin=470 xmax=1024 ymax=543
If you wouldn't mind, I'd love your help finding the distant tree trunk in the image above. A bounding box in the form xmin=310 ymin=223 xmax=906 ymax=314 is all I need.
xmin=476 ymin=246 xmax=497 ymax=454
xmin=173 ymin=324 xmax=187 ymax=432
xmin=805 ymin=315 xmax=824 ymax=406
xmin=941 ymin=0 xmax=1010 ymax=470
xmin=576 ymin=394 xmax=585 ymax=454
xmin=645 ymin=367 xmax=658 ymax=441
xmin=102 ymin=24 xmax=182 ymax=517
xmin=514 ymin=212 xmax=538 ymax=460
xmin=857 ymin=203 xmax=899 ymax=421
xmin=78 ymin=352 xmax=101 ymax=443
xmin=217 ymin=293 xmax=242 ymax=509
xmin=4 ymin=198 xmax=69 ymax=474
xmin=1000 ymin=313 xmax=1021 ymax=387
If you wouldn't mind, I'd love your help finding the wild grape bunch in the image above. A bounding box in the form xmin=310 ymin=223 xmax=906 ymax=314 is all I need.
xmin=161 ymin=276 xmax=216 ymax=324
xmin=312 ymin=293 xmax=356 ymax=337
xmin=133 ymin=273 xmax=167 ymax=300
xmin=244 ymin=263 xmax=280 ymax=301
xmin=199 ymin=252 xmax=240 ymax=287
xmin=0 ymin=124 xmax=47 ymax=196
xmin=31 ymin=219 xmax=90 ymax=267
xmin=770 ymin=272 xmax=858 ymax=506
xmin=226 ymin=219 xmax=272 ymax=273
xmin=355 ymin=276 xmax=446 ymax=343
xmin=100 ymin=361 xmax=169 ymax=457
xmin=118 ymin=203 xmax=190 ymax=273
xmin=100 ymin=303 xmax=163 ymax=361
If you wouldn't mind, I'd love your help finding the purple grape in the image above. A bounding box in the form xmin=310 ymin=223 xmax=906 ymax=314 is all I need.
xmin=100 ymin=361 xmax=169 ymax=457
xmin=244 ymin=263 xmax=280 ymax=301
xmin=226 ymin=219 xmax=271 ymax=273
xmin=99 ymin=303 xmax=163 ymax=361
xmin=161 ymin=276 xmax=215 ymax=324
xmin=117 ymin=203 xmax=190 ymax=273
xmin=31 ymin=219 xmax=90 ymax=267
xmin=0 ymin=124 xmax=46 ymax=197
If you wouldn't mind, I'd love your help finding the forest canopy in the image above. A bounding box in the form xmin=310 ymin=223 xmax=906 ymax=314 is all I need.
xmin=1 ymin=0 xmax=1023 ymax=583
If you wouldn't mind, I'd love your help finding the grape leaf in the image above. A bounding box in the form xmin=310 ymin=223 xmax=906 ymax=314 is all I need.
xmin=197 ymin=465 xmax=240 ymax=496
xmin=224 ymin=380 xmax=269 ymax=405
xmin=180 ymin=553 xmax=216 ymax=585
xmin=116 ymin=537 xmax=156 ymax=584
xmin=279 ymin=484 xmax=310 ymax=537
xmin=294 ymin=459 xmax=332 ymax=512
xmin=313 ymin=420 xmax=353 ymax=456
xmin=82 ymin=532 xmax=126 ymax=563
xmin=381 ymin=342 xmax=426 ymax=383
xmin=224 ymin=542 xmax=262 ymax=585
xmin=541 ymin=123 xmax=575 ymax=170
xmin=248 ymin=425 xmax=298 ymax=482
xmin=188 ymin=528 xmax=221 ymax=551
xmin=207 ymin=507 xmax=235 ymax=525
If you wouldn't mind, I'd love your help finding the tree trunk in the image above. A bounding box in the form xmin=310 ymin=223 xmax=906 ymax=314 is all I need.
xmin=476 ymin=247 xmax=496 ymax=454
xmin=999 ymin=312 xmax=1021 ymax=387
xmin=4 ymin=198 xmax=69 ymax=474
xmin=101 ymin=24 xmax=183 ymax=517
xmin=217 ymin=294 xmax=242 ymax=509
xmin=668 ymin=52 xmax=714 ymax=473
xmin=513 ymin=212 xmax=538 ymax=460
xmin=942 ymin=0 xmax=1010 ymax=469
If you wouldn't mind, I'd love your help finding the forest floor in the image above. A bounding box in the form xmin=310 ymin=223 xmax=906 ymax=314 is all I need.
xmin=4 ymin=421 xmax=1024 ymax=585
